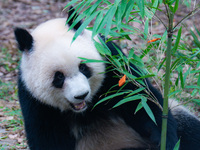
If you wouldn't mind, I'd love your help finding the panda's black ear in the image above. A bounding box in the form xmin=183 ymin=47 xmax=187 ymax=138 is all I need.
xmin=14 ymin=28 xmax=33 ymax=52
xmin=67 ymin=6 xmax=82 ymax=31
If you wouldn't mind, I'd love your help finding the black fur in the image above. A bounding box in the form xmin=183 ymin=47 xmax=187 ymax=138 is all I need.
xmin=14 ymin=28 xmax=33 ymax=51
xmin=67 ymin=7 xmax=82 ymax=31
xmin=52 ymin=71 xmax=65 ymax=88
xmin=173 ymin=108 xmax=200 ymax=150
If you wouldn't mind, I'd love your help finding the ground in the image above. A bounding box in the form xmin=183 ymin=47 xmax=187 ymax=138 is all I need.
xmin=0 ymin=0 xmax=200 ymax=149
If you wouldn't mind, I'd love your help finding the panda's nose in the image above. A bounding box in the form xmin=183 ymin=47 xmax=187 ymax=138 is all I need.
xmin=74 ymin=91 xmax=89 ymax=100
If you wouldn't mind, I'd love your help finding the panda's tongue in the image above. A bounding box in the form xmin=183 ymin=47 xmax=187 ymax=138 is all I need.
xmin=73 ymin=101 xmax=86 ymax=110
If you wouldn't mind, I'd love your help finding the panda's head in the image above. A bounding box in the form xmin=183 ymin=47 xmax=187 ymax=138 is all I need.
xmin=14 ymin=10 xmax=105 ymax=112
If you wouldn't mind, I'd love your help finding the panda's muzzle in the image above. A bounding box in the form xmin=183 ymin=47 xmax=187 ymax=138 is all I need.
xmin=70 ymin=91 xmax=89 ymax=111
xmin=70 ymin=101 xmax=87 ymax=111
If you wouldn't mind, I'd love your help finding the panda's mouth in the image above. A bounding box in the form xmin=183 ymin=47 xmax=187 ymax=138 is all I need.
xmin=70 ymin=101 xmax=87 ymax=111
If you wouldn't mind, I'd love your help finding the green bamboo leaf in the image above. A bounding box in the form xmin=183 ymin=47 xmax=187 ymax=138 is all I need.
xmin=191 ymin=89 xmax=198 ymax=97
xmin=144 ymin=19 xmax=149 ymax=40
xmin=119 ymin=70 xmax=137 ymax=80
xmin=92 ymin=11 xmax=104 ymax=37
xmin=190 ymin=29 xmax=200 ymax=47
xmin=194 ymin=25 xmax=200 ymax=37
xmin=144 ymin=6 xmax=154 ymax=19
xmin=105 ymin=5 xmax=117 ymax=37
xmin=167 ymin=0 xmax=176 ymax=5
xmin=172 ymin=27 xmax=182 ymax=53
xmin=197 ymin=74 xmax=200 ymax=86
xmin=161 ymin=30 xmax=168 ymax=43
xmin=126 ymin=87 xmax=146 ymax=97
xmin=72 ymin=11 xmax=100 ymax=43
xmin=94 ymin=40 xmax=111 ymax=56
xmin=151 ymin=0 xmax=159 ymax=14
xmin=134 ymin=102 xmax=143 ymax=114
xmin=141 ymin=97 xmax=157 ymax=125
xmin=158 ymin=58 xmax=166 ymax=72
xmin=136 ymin=0 xmax=145 ymax=18
xmin=175 ymin=77 xmax=179 ymax=86
xmin=179 ymin=70 xmax=184 ymax=89
xmin=170 ymin=58 xmax=180 ymax=71
xmin=173 ymin=139 xmax=180 ymax=150
xmin=63 ymin=0 xmax=79 ymax=10
xmin=68 ymin=0 xmax=102 ymax=31
xmin=125 ymin=1 xmax=135 ymax=22
xmin=78 ymin=57 xmax=109 ymax=64
xmin=67 ymin=0 xmax=93 ymax=26
xmin=113 ymin=95 xmax=142 ymax=108
xmin=173 ymin=0 xmax=180 ymax=13
xmin=93 ymin=91 xmax=131 ymax=108
xmin=68 ymin=10 xmax=87 ymax=31
xmin=186 ymin=85 xmax=200 ymax=89
xmin=120 ymin=0 xmax=127 ymax=18
xmin=136 ymin=74 xmax=155 ymax=80
xmin=183 ymin=67 xmax=191 ymax=84
xmin=66 ymin=3 xmax=84 ymax=25
xmin=168 ymin=90 xmax=182 ymax=97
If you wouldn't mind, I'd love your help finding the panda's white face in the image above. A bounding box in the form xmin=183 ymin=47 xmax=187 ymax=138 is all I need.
xmin=20 ymin=18 xmax=105 ymax=112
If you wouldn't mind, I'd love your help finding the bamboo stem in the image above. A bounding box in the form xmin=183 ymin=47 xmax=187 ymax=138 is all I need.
xmin=160 ymin=9 xmax=174 ymax=150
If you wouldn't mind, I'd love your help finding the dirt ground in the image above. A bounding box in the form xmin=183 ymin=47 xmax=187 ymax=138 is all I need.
xmin=0 ymin=0 xmax=200 ymax=149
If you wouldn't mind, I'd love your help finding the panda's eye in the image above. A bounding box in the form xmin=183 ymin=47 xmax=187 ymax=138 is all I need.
xmin=52 ymin=71 xmax=65 ymax=88
xmin=79 ymin=63 xmax=92 ymax=78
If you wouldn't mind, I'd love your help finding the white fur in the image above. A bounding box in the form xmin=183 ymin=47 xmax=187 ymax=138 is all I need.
xmin=20 ymin=18 xmax=105 ymax=111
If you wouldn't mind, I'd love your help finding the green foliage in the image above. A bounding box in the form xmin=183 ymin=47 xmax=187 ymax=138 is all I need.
xmin=66 ymin=1 xmax=200 ymax=150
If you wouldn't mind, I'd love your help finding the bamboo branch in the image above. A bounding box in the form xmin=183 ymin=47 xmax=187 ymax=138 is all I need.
xmin=173 ymin=6 xmax=200 ymax=30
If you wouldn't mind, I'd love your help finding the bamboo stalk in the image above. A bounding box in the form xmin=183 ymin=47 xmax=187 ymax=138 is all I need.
xmin=160 ymin=9 xmax=174 ymax=150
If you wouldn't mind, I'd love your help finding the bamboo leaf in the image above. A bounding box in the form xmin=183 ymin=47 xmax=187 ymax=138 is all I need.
xmin=136 ymin=0 xmax=145 ymax=18
xmin=183 ymin=67 xmax=191 ymax=84
xmin=194 ymin=25 xmax=200 ymax=37
xmin=197 ymin=74 xmax=200 ymax=86
xmin=64 ymin=0 xmax=79 ymax=10
xmin=158 ymin=58 xmax=166 ymax=72
xmin=141 ymin=97 xmax=157 ymax=125
xmin=104 ymin=5 xmax=117 ymax=37
xmin=94 ymin=40 xmax=111 ymax=56
xmin=173 ymin=139 xmax=180 ymax=150
xmin=179 ymin=69 xmax=184 ymax=89
xmin=173 ymin=0 xmax=180 ymax=13
xmin=113 ymin=95 xmax=142 ymax=108
xmin=78 ymin=57 xmax=109 ymax=64
xmin=93 ymin=91 xmax=131 ymax=108
xmin=168 ymin=90 xmax=182 ymax=97
xmin=92 ymin=11 xmax=104 ymax=37
xmin=125 ymin=1 xmax=135 ymax=22
xmin=190 ymin=29 xmax=200 ymax=47
xmin=172 ymin=27 xmax=182 ymax=53
xmin=144 ymin=19 xmax=149 ymax=40
xmin=72 ymin=11 xmax=100 ymax=43
xmin=186 ymin=85 xmax=200 ymax=89
xmin=126 ymin=87 xmax=146 ymax=97
xmin=134 ymin=102 xmax=143 ymax=114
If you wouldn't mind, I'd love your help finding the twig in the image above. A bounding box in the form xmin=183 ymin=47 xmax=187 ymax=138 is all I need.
xmin=173 ymin=6 xmax=200 ymax=30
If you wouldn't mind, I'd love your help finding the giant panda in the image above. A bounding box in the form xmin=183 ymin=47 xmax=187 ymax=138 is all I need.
xmin=14 ymin=8 xmax=200 ymax=150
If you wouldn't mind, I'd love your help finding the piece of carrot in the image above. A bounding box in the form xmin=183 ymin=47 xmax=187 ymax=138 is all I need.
xmin=119 ymin=75 xmax=126 ymax=87
xmin=147 ymin=38 xmax=161 ymax=43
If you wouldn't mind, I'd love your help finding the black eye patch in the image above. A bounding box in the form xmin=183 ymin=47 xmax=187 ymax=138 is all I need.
xmin=52 ymin=71 xmax=65 ymax=88
xmin=79 ymin=63 xmax=92 ymax=78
